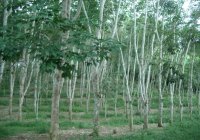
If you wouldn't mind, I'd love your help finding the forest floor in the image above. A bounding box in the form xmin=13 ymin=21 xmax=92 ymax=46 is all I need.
xmin=0 ymin=104 xmax=165 ymax=140
xmin=0 ymin=94 xmax=200 ymax=140
xmin=0 ymin=123 xmax=164 ymax=140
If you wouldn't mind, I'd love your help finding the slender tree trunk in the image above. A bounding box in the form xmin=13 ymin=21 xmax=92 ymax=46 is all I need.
xmin=80 ymin=62 xmax=86 ymax=105
xmin=130 ymin=57 xmax=136 ymax=95
xmin=67 ymin=48 xmax=79 ymax=120
xmin=67 ymin=79 xmax=72 ymax=120
xmin=189 ymin=49 xmax=195 ymax=118
xmin=114 ymin=60 xmax=120 ymax=116
xmin=111 ymin=0 xmax=122 ymax=38
xmin=141 ymin=0 xmax=149 ymax=130
xmin=50 ymin=0 xmax=71 ymax=139
xmin=0 ymin=59 xmax=5 ymax=88
xmin=178 ymin=80 xmax=183 ymax=121
xmin=120 ymin=48 xmax=133 ymax=130
xmin=34 ymin=62 xmax=41 ymax=120
xmin=36 ymin=74 xmax=41 ymax=120
xmin=50 ymin=70 xmax=63 ymax=140
xmin=82 ymin=0 xmax=92 ymax=33
xmin=198 ymin=89 xmax=200 ymax=115
xmin=178 ymin=40 xmax=191 ymax=121
xmin=143 ymin=100 xmax=149 ymax=129
xmin=104 ymin=97 xmax=107 ymax=118
xmin=170 ymin=82 xmax=175 ymax=124
xmin=93 ymin=84 xmax=101 ymax=136
xmin=158 ymin=20 xmax=164 ymax=128
xmin=0 ymin=0 xmax=12 ymax=88
xmin=91 ymin=0 xmax=106 ymax=136
xmin=68 ymin=98 xmax=73 ymax=120
xmin=9 ymin=63 xmax=16 ymax=117
xmin=86 ymin=66 xmax=91 ymax=113
xmin=18 ymin=50 xmax=33 ymax=121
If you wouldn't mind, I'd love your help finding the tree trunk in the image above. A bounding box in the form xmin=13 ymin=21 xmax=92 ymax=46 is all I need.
xmin=80 ymin=62 xmax=86 ymax=105
xmin=68 ymin=98 xmax=73 ymax=120
xmin=129 ymin=103 xmax=133 ymax=131
xmin=50 ymin=70 xmax=63 ymax=140
xmin=93 ymin=89 xmax=101 ymax=136
xmin=18 ymin=50 xmax=29 ymax=121
xmin=158 ymin=22 xmax=164 ymax=128
xmin=9 ymin=63 xmax=16 ymax=117
xmin=91 ymin=0 xmax=106 ymax=136
xmin=189 ymin=49 xmax=195 ymax=118
xmin=198 ymin=89 xmax=200 ymax=115
xmin=178 ymin=80 xmax=183 ymax=121
xmin=18 ymin=51 xmax=34 ymax=121
xmin=0 ymin=0 xmax=11 ymax=87
xmin=86 ymin=66 xmax=91 ymax=113
xmin=143 ymin=101 xmax=149 ymax=129
xmin=178 ymin=40 xmax=191 ymax=121
xmin=170 ymin=82 xmax=175 ymax=124
xmin=50 ymin=0 xmax=71 ymax=139
xmin=114 ymin=61 xmax=120 ymax=116
xmin=34 ymin=62 xmax=40 ymax=119
xmin=104 ymin=98 xmax=107 ymax=118
xmin=36 ymin=74 xmax=41 ymax=120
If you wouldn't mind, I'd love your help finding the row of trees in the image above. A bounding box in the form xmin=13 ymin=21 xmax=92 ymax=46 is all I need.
xmin=0 ymin=0 xmax=199 ymax=140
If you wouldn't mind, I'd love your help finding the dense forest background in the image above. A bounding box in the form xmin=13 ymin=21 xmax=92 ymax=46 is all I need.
xmin=0 ymin=0 xmax=200 ymax=140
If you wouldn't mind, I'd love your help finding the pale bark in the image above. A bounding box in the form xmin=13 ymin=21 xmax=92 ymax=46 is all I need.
xmin=34 ymin=62 xmax=41 ymax=120
xmin=111 ymin=0 xmax=133 ymax=130
xmin=198 ymin=89 xmax=200 ymax=115
xmin=114 ymin=60 xmax=120 ymax=116
xmin=72 ymin=0 xmax=83 ymax=21
xmin=169 ymin=56 xmax=175 ymax=124
xmin=9 ymin=63 xmax=16 ymax=117
xmin=91 ymin=0 xmax=106 ymax=136
xmin=178 ymin=40 xmax=191 ymax=121
xmin=50 ymin=70 xmax=63 ymax=140
xmin=120 ymin=48 xmax=133 ymax=130
xmin=50 ymin=1 xmax=71 ymax=139
xmin=111 ymin=0 xmax=122 ymax=38
xmin=82 ymin=1 xmax=92 ymax=33
xmin=0 ymin=0 xmax=12 ymax=87
xmin=18 ymin=50 xmax=34 ymax=121
xmin=158 ymin=17 xmax=164 ymax=127
xmin=189 ymin=48 xmax=195 ymax=118
xmin=170 ymin=81 xmax=175 ymax=124
xmin=0 ymin=60 xmax=5 ymax=88
xmin=96 ymin=0 xmax=106 ymax=39
xmin=67 ymin=82 xmax=72 ymax=120
xmin=86 ymin=66 xmax=91 ymax=113
xmin=140 ymin=0 xmax=149 ymax=129
xmin=67 ymin=53 xmax=79 ymax=120
xmin=130 ymin=57 xmax=137 ymax=95
xmin=80 ymin=62 xmax=86 ymax=105
xmin=36 ymin=75 xmax=41 ymax=119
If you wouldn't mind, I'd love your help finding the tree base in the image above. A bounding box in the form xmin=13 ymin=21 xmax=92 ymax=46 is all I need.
xmin=158 ymin=123 xmax=163 ymax=127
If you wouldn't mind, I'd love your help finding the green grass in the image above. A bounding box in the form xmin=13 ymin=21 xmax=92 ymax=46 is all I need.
xmin=1 ymin=88 xmax=200 ymax=139
xmin=0 ymin=99 xmax=9 ymax=106
xmin=68 ymin=121 xmax=200 ymax=140
xmin=101 ymin=117 xmax=128 ymax=126
xmin=60 ymin=121 xmax=92 ymax=129
xmin=84 ymin=117 xmax=200 ymax=140
xmin=0 ymin=120 xmax=50 ymax=138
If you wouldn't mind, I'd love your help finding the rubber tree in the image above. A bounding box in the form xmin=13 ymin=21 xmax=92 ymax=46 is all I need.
xmin=133 ymin=0 xmax=152 ymax=129
xmin=18 ymin=51 xmax=34 ymax=121
xmin=50 ymin=0 xmax=70 ymax=139
xmin=91 ymin=0 xmax=107 ymax=136
xmin=0 ymin=0 xmax=12 ymax=87
xmin=9 ymin=63 xmax=16 ymax=117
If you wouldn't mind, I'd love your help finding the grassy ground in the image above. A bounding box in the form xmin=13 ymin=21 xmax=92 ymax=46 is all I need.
xmin=0 ymin=88 xmax=200 ymax=139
